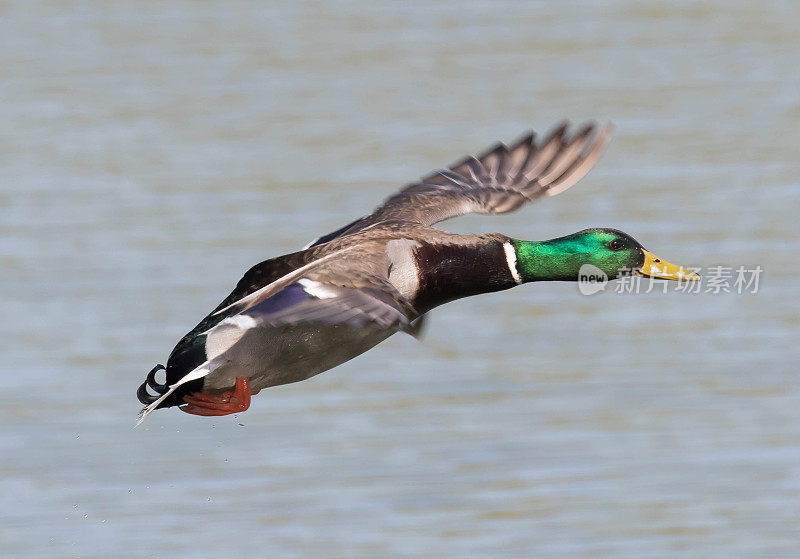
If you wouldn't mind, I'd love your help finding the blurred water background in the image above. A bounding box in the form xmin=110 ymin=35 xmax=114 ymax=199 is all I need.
xmin=2 ymin=1 xmax=799 ymax=557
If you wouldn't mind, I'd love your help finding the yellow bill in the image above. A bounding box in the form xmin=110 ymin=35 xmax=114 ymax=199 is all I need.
xmin=636 ymin=250 xmax=700 ymax=281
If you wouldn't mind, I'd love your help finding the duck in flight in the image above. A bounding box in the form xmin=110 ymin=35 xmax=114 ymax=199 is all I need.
xmin=136 ymin=121 xmax=698 ymax=424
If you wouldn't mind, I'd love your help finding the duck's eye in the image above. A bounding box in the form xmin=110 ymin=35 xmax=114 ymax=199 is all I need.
xmin=607 ymin=239 xmax=625 ymax=251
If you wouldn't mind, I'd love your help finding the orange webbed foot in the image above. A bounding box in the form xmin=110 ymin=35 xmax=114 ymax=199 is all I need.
xmin=181 ymin=377 xmax=259 ymax=417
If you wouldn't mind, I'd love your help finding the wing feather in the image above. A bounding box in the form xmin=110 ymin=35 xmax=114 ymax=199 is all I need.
xmin=209 ymin=280 xmax=416 ymax=349
xmin=307 ymin=121 xmax=612 ymax=248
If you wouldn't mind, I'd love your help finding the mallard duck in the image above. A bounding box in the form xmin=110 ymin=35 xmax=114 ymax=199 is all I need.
xmin=136 ymin=121 xmax=698 ymax=424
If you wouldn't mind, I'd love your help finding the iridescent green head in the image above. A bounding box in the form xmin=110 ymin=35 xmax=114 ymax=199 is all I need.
xmin=509 ymin=228 xmax=698 ymax=282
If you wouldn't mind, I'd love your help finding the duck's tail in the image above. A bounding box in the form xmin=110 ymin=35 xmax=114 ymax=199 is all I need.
xmin=135 ymin=361 xmax=213 ymax=426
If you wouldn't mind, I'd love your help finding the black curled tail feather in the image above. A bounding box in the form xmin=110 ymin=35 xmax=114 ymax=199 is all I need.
xmin=137 ymin=364 xmax=168 ymax=405
xmin=136 ymin=363 xmax=205 ymax=411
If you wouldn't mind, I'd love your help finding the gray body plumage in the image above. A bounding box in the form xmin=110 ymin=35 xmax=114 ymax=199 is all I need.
xmin=202 ymin=322 xmax=394 ymax=392
xmin=197 ymin=229 xmax=508 ymax=392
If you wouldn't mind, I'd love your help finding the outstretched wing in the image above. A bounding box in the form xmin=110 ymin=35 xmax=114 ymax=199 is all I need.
xmin=307 ymin=121 xmax=611 ymax=248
